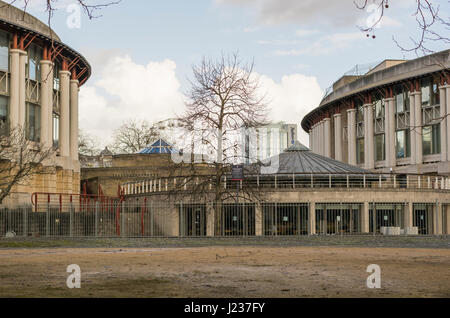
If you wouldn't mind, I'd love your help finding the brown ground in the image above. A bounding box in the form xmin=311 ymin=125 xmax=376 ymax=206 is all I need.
xmin=0 ymin=246 xmax=449 ymax=298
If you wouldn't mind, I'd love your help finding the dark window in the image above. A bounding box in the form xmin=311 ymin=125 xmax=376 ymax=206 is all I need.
xmin=26 ymin=103 xmax=40 ymax=142
xmin=423 ymin=124 xmax=441 ymax=155
xmin=375 ymin=134 xmax=385 ymax=162
xmin=357 ymin=138 xmax=364 ymax=164
xmin=0 ymin=95 xmax=8 ymax=135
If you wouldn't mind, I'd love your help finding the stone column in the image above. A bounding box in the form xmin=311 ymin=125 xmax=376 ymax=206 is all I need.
xmin=40 ymin=60 xmax=53 ymax=148
xmin=59 ymin=69 xmax=71 ymax=157
xmin=385 ymin=97 xmax=396 ymax=168
xmin=309 ymin=129 xmax=312 ymax=150
xmin=308 ymin=202 xmax=316 ymax=235
xmin=333 ymin=113 xmax=342 ymax=161
xmin=409 ymin=92 xmax=416 ymax=164
xmin=316 ymin=124 xmax=320 ymax=153
xmin=445 ymin=205 xmax=450 ymax=235
xmin=440 ymin=85 xmax=447 ymax=162
xmin=324 ymin=118 xmax=331 ymax=158
xmin=9 ymin=49 xmax=20 ymax=129
xmin=255 ymin=202 xmax=262 ymax=236
xmin=364 ymin=103 xmax=374 ymax=169
xmin=405 ymin=202 xmax=413 ymax=228
xmin=362 ymin=202 xmax=370 ymax=233
xmin=435 ymin=202 xmax=442 ymax=235
xmin=414 ymin=91 xmax=423 ymax=164
xmin=70 ymin=77 xmax=79 ymax=161
xmin=446 ymin=86 xmax=450 ymax=162
xmin=18 ymin=50 xmax=27 ymax=128
xmin=347 ymin=108 xmax=357 ymax=165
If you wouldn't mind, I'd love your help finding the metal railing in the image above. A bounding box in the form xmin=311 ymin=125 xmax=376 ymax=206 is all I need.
xmin=123 ymin=173 xmax=450 ymax=196
xmin=0 ymin=199 xmax=448 ymax=238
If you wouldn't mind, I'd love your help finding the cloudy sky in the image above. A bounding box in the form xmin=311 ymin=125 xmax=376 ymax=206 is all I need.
xmin=13 ymin=0 xmax=450 ymax=147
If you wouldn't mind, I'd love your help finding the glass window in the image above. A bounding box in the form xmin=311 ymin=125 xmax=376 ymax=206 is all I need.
xmin=357 ymin=138 xmax=364 ymax=164
xmin=26 ymin=103 xmax=40 ymax=142
xmin=396 ymin=91 xmax=404 ymax=113
xmin=422 ymin=124 xmax=440 ymax=155
xmin=421 ymin=80 xmax=430 ymax=106
xmin=0 ymin=95 xmax=8 ymax=135
xmin=27 ymin=44 xmax=42 ymax=81
xmin=396 ymin=130 xmax=410 ymax=159
xmin=53 ymin=62 xmax=60 ymax=90
xmin=53 ymin=113 xmax=60 ymax=147
xmin=375 ymin=134 xmax=385 ymax=162
xmin=375 ymin=100 xmax=384 ymax=118
xmin=0 ymin=31 xmax=9 ymax=72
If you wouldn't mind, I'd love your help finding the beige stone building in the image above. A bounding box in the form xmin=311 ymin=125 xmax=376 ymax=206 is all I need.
xmin=123 ymin=142 xmax=450 ymax=236
xmin=303 ymin=50 xmax=450 ymax=175
xmin=0 ymin=2 xmax=90 ymax=206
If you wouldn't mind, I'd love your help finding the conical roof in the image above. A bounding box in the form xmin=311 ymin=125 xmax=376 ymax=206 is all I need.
xmin=248 ymin=141 xmax=370 ymax=175
xmin=139 ymin=139 xmax=178 ymax=154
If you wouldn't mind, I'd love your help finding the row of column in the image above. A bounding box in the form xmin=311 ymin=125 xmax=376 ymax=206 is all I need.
xmin=311 ymin=84 xmax=450 ymax=170
xmin=309 ymin=118 xmax=331 ymax=157
xmin=8 ymin=44 xmax=79 ymax=166
xmin=440 ymin=85 xmax=450 ymax=162
xmin=202 ymin=201 xmax=447 ymax=236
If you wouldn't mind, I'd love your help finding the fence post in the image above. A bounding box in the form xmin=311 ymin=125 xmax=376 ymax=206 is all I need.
xmin=150 ymin=201 xmax=154 ymax=237
xmin=70 ymin=199 xmax=74 ymax=237
xmin=179 ymin=201 xmax=183 ymax=237
xmin=372 ymin=202 xmax=376 ymax=236
xmin=121 ymin=201 xmax=126 ymax=238
xmin=23 ymin=207 xmax=27 ymax=237
xmin=46 ymin=198 xmax=50 ymax=237
xmin=95 ymin=201 xmax=99 ymax=238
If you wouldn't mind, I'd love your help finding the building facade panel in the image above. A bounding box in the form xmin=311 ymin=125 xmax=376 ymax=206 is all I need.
xmin=0 ymin=2 xmax=90 ymax=207
xmin=303 ymin=50 xmax=450 ymax=175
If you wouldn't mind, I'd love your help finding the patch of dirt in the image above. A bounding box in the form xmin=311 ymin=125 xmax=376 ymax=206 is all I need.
xmin=0 ymin=247 xmax=449 ymax=298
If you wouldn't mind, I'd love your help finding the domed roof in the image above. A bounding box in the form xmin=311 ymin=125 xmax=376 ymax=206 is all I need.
xmin=248 ymin=141 xmax=370 ymax=175
xmin=139 ymin=139 xmax=178 ymax=154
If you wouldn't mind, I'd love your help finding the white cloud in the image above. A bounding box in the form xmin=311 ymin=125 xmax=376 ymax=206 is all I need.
xmin=295 ymin=29 xmax=320 ymax=37
xmin=256 ymin=73 xmax=323 ymax=146
xmin=79 ymin=54 xmax=322 ymax=148
xmin=79 ymin=55 xmax=185 ymax=147
xmin=274 ymin=32 xmax=366 ymax=56
xmin=217 ymin=0 xmax=411 ymax=28
xmin=217 ymin=0 xmax=361 ymax=27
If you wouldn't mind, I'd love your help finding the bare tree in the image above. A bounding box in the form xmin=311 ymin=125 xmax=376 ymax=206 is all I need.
xmin=78 ymin=129 xmax=100 ymax=156
xmin=6 ymin=0 xmax=121 ymax=25
xmin=355 ymin=0 xmax=449 ymax=55
xmin=172 ymin=52 xmax=269 ymax=203
xmin=0 ymin=127 xmax=55 ymax=204
xmin=110 ymin=119 xmax=165 ymax=154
